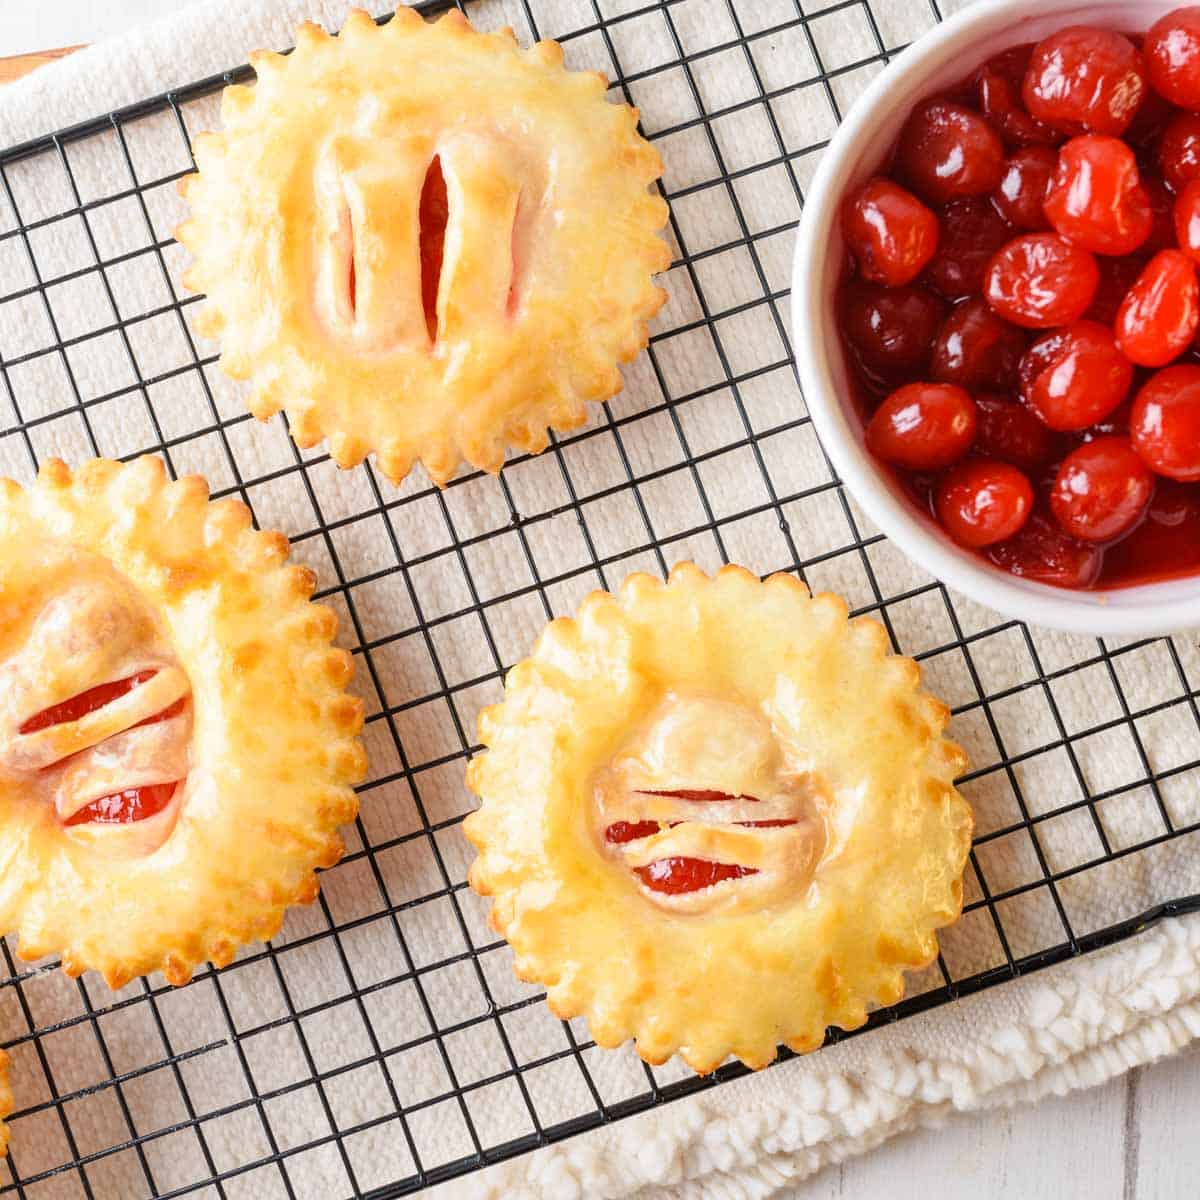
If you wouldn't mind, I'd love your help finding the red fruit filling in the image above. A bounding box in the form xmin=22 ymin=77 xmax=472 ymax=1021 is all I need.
xmin=606 ymin=789 xmax=797 ymax=894
xmin=841 ymin=177 xmax=939 ymax=287
xmin=1019 ymin=321 xmax=1133 ymax=431
xmin=20 ymin=670 xmax=183 ymax=738
xmin=1131 ymin=364 xmax=1200 ymax=480
xmin=1042 ymin=135 xmax=1152 ymax=256
xmin=1050 ymin=436 xmax=1156 ymax=541
xmin=1115 ymin=249 xmax=1200 ymax=366
xmin=897 ymin=99 xmax=1005 ymax=205
xmin=984 ymin=234 xmax=1100 ymax=328
xmin=64 ymin=782 xmax=178 ymax=827
xmin=633 ymin=859 xmax=756 ymax=894
xmin=935 ymin=459 xmax=1034 ymax=548
xmin=1021 ymin=27 xmax=1147 ymax=137
xmin=931 ymin=297 xmax=1027 ymax=391
xmin=1145 ymin=7 xmax=1200 ymax=110
xmin=992 ymin=146 xmax=1056 ymax=230
xmin=837 ymin=13 xmax=1200 ymax=591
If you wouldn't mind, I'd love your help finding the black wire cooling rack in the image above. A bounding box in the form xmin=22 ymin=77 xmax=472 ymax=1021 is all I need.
xmin=2 ymin=0 xmax=1200 ymax=1196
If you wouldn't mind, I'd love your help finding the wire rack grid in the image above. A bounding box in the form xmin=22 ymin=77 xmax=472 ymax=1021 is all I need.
xmin=1 ymin=0 xmax=1200 ymax=1196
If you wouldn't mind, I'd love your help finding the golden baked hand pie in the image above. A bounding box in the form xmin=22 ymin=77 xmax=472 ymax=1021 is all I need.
xmin=0 ymin=458 xmax=366 ymax=988
xmin=465 ymin=563 xmax=972 ymax=1073
xmin=177 ymin=7 xmax=671 ymax=486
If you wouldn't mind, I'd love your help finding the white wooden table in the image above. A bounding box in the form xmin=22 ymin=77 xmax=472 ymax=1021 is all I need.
xmin=3 ymin=3 xmax=1197 ymax=1197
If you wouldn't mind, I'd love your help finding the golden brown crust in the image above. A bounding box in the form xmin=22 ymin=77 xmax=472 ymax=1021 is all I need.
xmin=176 ymin=8 xmax=670 ymax=486
xmin=0 ymin=458 xmax=365 ymax=989
xmin=465 ymin=563 xmax=973 ymax=1074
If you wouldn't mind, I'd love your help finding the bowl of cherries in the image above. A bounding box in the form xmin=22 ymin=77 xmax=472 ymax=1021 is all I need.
xmin=793 ymin=0 xmax=1200 ymax=635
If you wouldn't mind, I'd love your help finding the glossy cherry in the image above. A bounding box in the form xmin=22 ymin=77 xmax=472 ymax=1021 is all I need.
xmin=1115 ymin=250 xmax=1200 ymax=367
xmin=987 ymin=511 xmax=1104 ymax=587
xmin=1019 ymin=320 xmax=1133 ymax=431
xmin=896 ymin=98 xmax=1006 ymax=205
xmin=984 ymin=234 xmax=1101 ymax=328
xmin=924 ymin=197 xmax=1014 ymax=299
xmin=866 ymin=382 xmax=978 ymax=470
xmin=930 ymin=297 xmax=1027 ymax=391
xmin=975 ymin=44 xmax=1060 ymax=146
xmin=1043 ymin=135 xmax=1152 ymax=256
xmin=1050 ymin=436 xmax=1156 ymax=541
xmin=973 ymin=394 xmax=1064 ymax=472
xmin=935 ymin=459 xmax=1034 ymax=548
xmin=1144 ymin=6 xmax=1200 ymax=110
xmin=1022 ymin=27 xmax=1147 ymax=137
xmin=1130 ymin=364 xmax=1200 ymax=480
xmin=65 ymin=783 xmax=178 ymax=827
xmin=841 ymin=177 xmax=940 ymax=287
xmin=634 ymin=858 xmax=757 ymax=894
xmin=1173 ymin=179 xmax=1200 ymax=260
xmin=1157 ymin=111 xmax=1200 ymax=191
xmin=992 ymin=146 xmax=1056 ymax=229
xmin=841 ymin=281 xmax=945 ymax=381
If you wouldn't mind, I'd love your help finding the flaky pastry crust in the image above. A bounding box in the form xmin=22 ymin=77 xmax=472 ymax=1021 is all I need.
xmin=0 ymin=458 xmax=366 ymax=988
xmin=465 ymin=563 xmax=973 ymax=1074
xmin=176 ymin=8 xmax=671 ymax=486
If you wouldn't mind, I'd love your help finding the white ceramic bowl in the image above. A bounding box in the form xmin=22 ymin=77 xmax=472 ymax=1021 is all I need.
xmin=792 ymin=0 xmax=1200 ymax=637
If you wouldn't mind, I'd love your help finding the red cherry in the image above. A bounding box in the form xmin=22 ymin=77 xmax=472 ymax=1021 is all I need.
xmin=984 ymin=234 xmax=1100 ymax=328
xmin=1115 ymin=250 xmax=1200 ymax=367
xmin=1157 ymin=111 xmax=1200 ymax=191
xmin=841 ymin=177 xmax=940 ymax=287
xmin=897 ymin=99 xmax=1006 ymax=205
xmin=1022 ymin=27 xmax=1147 ymax=137
xmin=1145 ymin=7 xmax=1200 ymax=110
xmin=841 ymin=281 xmax=946 ymax=381
xmin=634 ymin=859 xmax=756 ymax=894
xmin=64 ymin=783 xmax=178 ymax=827
xmin=975 ymin=44 xmax=1061 ymax=147
xmin=1050 ymin=436 xmax=1156 ymax=541
xmin=1173 ymin=179 xmax=1200 ymax=261
xmin=924 ymin=197 xmax=1014 ymax=299
xmin=1131 ymin=364 xmax=1200 ymax=480
xmin=974 ymin=394 xmax=1065 ymax=472
xmin=866 ymin=382 xmax=978 ymax=470
xmin=935 ymin=458 xmax=1034 ymax=547
xmin=1043 ymin=135 xmax=1152 ymax=255
xmin=1019 ymin=321 xmax=1133 ymax=431
xmin=930 ymin=298 xmax=1027 ymax=391
xmin=992 ymin=146 xmax=1057 ymax=230
xmin=987 ymin=511 xmax=1103 ymax=587
xmin=1085 ymin=254 xmax=1146 ymax=325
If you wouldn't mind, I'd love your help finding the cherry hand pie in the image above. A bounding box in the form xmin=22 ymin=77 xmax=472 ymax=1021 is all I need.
xmin=0 ymin=458 xmax=366 ymax=988
xmin=177 ymin=7 xmax=670 ymax=486
xmin=465 ymin=563 xmax=973 ymax=1073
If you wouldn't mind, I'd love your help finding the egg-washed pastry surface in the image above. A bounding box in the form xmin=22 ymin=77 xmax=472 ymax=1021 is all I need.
xmin=0 ymin=458 xmax=365 ymax=989
xmin=466 ymin=563 xmax=973 ymax=1073
xmin=177 ymin=7 xmax=670 ymax=486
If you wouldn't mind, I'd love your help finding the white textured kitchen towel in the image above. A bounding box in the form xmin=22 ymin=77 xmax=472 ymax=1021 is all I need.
xmin=0 ymin=2 xmax=1198 ymax=1198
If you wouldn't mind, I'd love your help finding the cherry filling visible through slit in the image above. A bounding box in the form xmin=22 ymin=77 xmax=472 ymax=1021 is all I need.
xmin=419 ymin=157 xmax=447 ymax=343
xmin=65 ymin=782 xmax=177 ymax=827
xmin=606 ymin=789 xmax=797 ymax=894
xmin=19 ymin=670 xmax=187 ymax=828
xmin=19 ymin=670 xmax=176 ymax=735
